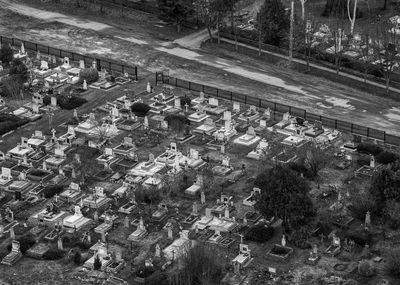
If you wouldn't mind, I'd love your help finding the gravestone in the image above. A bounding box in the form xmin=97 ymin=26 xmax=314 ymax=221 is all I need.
xmin=174 ymin=97 xmax=181 ymax=109
xmin=365 ymin=211 xmax=371 ymax=228
xmin=155 ymin=244 xmax=161 ymax=258
xmin=124 ymin=216 xmax=129 ymax=228
xmin=40 ymin=60 xmax=49 ymax=70
xmin=259 ymin=120 xmax=266 ymax=128
xmin=167 ymin=226 xmax=173 ymax=240
xmin=58 ymin=237 xmax=63 ymax=250
xmin=83 ymin=80 xmax=87 ymax=90
xmin=32 ymin=103 xmax=39 ymax=114
xmin=51 ymin=97 xmax=57 ymax=107
xmin=247 ymin=126 xmax=255 ymax=136
xmin=233 ymin=102 xmax=240 ymax=112
xmin=200 ymin=191 xmax=206 ymax=204
xmin=79 ymin=60 xmax=85 ymax=69
xmin=209 ymin=98 xmax=218 ymax=106
xmin=281 ymin=235 xmax=286 ymax=247
xmin=223 ymin=111 xmax=231 ymax=121
xmin=192 ymin=202 xmax=198 ymax=215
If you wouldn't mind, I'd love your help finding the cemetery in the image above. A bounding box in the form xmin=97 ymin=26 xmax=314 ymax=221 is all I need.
xmin=0 ymin=38 xmax=399 ymax=285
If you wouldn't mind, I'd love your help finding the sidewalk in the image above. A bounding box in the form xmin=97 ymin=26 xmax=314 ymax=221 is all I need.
xmin=220 ymin=37 xmax=400 ymax=95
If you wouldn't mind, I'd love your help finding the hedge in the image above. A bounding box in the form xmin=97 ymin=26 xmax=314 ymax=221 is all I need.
xmin=357 ymin=142 xmax=383 ymax=156
xmin=245 ymin=225 xmax=274 ymax=243
xmin=375 ymin=151 xmax=399 ymax=164
xmin=43 ymin=185 xmax=65 ymax=198
xmin=79 ymin=68 xmax=99 ymax=84
xmin=0 ymin=113 xmax=29 ymax=136
xmin=58 ymin=96 xmax=87 ymax=110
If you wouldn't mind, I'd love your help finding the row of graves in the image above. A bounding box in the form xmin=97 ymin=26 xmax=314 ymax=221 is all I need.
xmin=6 ymin=42 xmax=134 ymax=123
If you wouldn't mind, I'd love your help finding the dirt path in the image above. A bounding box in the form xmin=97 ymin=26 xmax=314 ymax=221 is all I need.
xmin=1 ymin=0 xmax=400 ymax=136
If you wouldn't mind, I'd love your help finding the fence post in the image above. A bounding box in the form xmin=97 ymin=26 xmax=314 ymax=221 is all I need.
xmin=109 ymin=61 xmax=111 ymax=72
xmin=289 ymin=106 xmax=292 ymax=114
xmin=259 ymin=99 xmax=261 ymax=108
xmin=35 ymin=43 xmax=38 ymax=51
xmin=335 ymin=120 xmax=337 ymax=129
xmin=48 ymin=46 xmax=50 ymax=55
xmin=274 ymin=102 xmax=277 ymax=112
xmin=135 ymin=67 xmax=138 ymax=81
xmin=304 ymin=110 xmax=307 ymax=119
xmin=351 ymin=123 xmax=353 ymax=133
xmin=244 ymin=96 xmax=247 ymax=105
xmin=367 ymin=128 xmax=370 ymax=138
xmin=216 ymin=88 xmax=219 ymax=98
xmin=59 ymin=49 xmax=62 ymax=58
xmin=189 ymin=81 xmax=191 ymax=91
xmin=384 ymin=131 xmax=386 ymax=143
xmin=202 ymin=85 xmax=205 ymax=93
xmin=230 ymin=92 xmax=233 ymax=100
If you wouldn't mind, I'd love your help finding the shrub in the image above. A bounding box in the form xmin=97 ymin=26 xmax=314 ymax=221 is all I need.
xmin=0 ymin=44 xmax=13 ymax=66
xmin=1 ymin=75 xmax=23 ymax=98
xmin=43 ymin=185 xmax=64 ymax=198
xmin=131 ymin=102 xmax=150 ymax=117
xmin=245 ymin=225 xmax=274 ymax=243
xmin=376 ymin=151 xmax=399 ymax=165
xmin=290 ymin=227 xmax=312 ymax=249
xmin=345 ymin=229 xmax=371 ymax=247
xmin=357 ymin=143 xmax=383 ymax=156
xmin=74 ymin=241 xmax=92 ymax=250
xmin=73 ymin=251 xmax=82 ymax=265
xmin=93 ymin=255 xmax=101 ymax=270
xmin=58 ymin=95 xmax=87 ymax=110
xmin=358 ymin=260 xmax=375 ymax=277
xmin=348 ymin=192 xmax=377 ymax=220
xmin=289 ymin=162 xmax=313 ymax=179
xmin=43 ymin=248 xmax=65 ymax=260
xmin=382 ymin=248 xmax=400 ymax=278
xmin=135 ymin=265 xmax=155 ymax=278
xmin=7 ymin=234 xmax=36 ymax=254
xmin=180 ymin=95 xmax=191 ymax=107
xmin=79 ymin=67 xmax=98 ymax=84
xmin=9 ymin=59 xmax=28 ymax=82
xmin=0 ymin=113 xmax=28 ymax=135
xmin=164 ymin=113 xmax=190 ymax=133
xmin=135 ymin=186 xmax=161 ymax=205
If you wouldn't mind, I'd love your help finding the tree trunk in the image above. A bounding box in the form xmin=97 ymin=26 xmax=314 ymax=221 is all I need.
xmin=383 ymin=0 xmax=388 ymax=10
xmin=289 ymin=0 xmax=295 ymax=65
xmin=207 ymin=26 xmax=213 ymax=42
xmin=177 ymin=23 xmax=181 ymax=33
xmin=386 ymin=74 xmax=391 ymax=94
xmin=301 ymin=2 xmax=305 ymax=21
xmin=217 ymin=13 xmax=220 ymax=44
xmin=230 ymin=11 xmax=238 ymax=51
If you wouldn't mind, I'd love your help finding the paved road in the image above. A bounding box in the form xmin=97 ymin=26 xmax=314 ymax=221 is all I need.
xmin=0 ymin=0 xmax=399 ymax=136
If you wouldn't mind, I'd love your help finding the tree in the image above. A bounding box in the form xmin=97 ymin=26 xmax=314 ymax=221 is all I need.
xmin=157 ymin=0 xmax=192 ymax=33
xmin=258 ymin=0 xmax=290 ymax=46
xmin=347 ymin=0 xmax=358 ymax=35
xmin=0 ymin=44 xmax=13 ymax=66
xmin=169 ymin=244 xmax=223 ymax=285
xmin=131 ymin=102 xmax=150 ymax=117
xmin=225 ymin=0 xmax=239 ymax=50
xmin=322 ymin=0 xmax=348 ymax=18
xmin=73 ymin=251 xmax=82 ymax=265
xmin=299 ymin=0 xmax=307 ymax=21
xmin=9 ymin=58 xmax=29 ymax=83
xmin=93 ymin=254 xmax=102 ymax=270
xmin=372 ymin=20 xmax=399 ymax=93
xmin=255 ymin=165 xmax=314 ymax=231
xmin=164 ymin=113 xmax=190 ymax=135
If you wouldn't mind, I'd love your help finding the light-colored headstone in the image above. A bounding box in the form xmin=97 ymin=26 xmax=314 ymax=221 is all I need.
xmin=233 ymin=102 xmax=240 ymax=112
xmin=40 ymin=60 xmax=49 ymax=70
xmin=79 ymin=60 xmax=85 ymax=69
xmin=83 ymin=80 xmax=87 ymax=90
xmin=259 ymin=120 xmax=267 ymax=128
xmin=223 ymin=111 xmax=231 ymax=121
xmin=32 ymin=103 xmax=39 ymax=114
xmin=51 ymin=97 xmax=57 ymax=107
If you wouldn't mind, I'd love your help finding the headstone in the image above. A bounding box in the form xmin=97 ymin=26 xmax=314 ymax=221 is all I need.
xmin=259 ymin=119 xmax=267 ymax=128
xmin=174 ymin=97 xmax=181 ymax=109
xmin=83 ymin=80 xmax=87 ymax=90
xmin=146 ymin=82 xmax=151 ymax=93
xmin=282 ymin=112 xmax=290 ymax=121
xmin=233 ymin=102 xmax=240 ymax=112
xmin=144 ymin=116 xmax=149 ymax=129
xmin=365 ymin=211 xmax=371 ymax=228
xmin=192 ymin=202 xmax=198 ymax=215
xmin=200 ymin=191 xmax=206 ymax=204
xmin=149 ymin=153 xmax=155 ymax=162
xmin=223 ymin=111 xmax=231 ymax=121
xmin=51 ymin=97 xmax=57 ymax=107
xmin=32 ymin=103 xmax=39 ymax=114
xmin=92 ymin=61 xmax=96 ymax=70
xmin=124 ymin=216 xmax=129 ymax=228
xmin=209 ymin=98 xmax=218 ymax=106
xmin=221 ymin=157 xmax=230 ymax=167
xmin=40 ymin=60 xmax=49 ymax=70
xmin=10 ymin=227 xmax=15 ymax=240
xmin=246 ymin=126 xmax=255 ymax=136
xmin=79 ymin=60 xmax=85 ymax=69
xmin=281 ymin=235 xmax=286 ymax=247
xmin=167 ymin=226 xmax=173 ymax=240
xmin=94 ymin=211 xmax=99 ymax=222
xmin=58 ymin=237 xmax=63 ymax=250
xmin=115 ymin=249 xmax=122 ymax=262
xmin=224 ymin=207 xmax=229 ymax=218
xmin=36 ymin=50 xmax=41 ymax=60
xmin=370 ymin=155 xmax=375 ymax=168
xmin=155 ymin=244 xmax=161 ymax=258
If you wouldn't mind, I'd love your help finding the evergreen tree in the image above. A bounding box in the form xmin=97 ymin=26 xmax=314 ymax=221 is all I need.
xmin=93 ymin=254 xmax=102 ymax=270
xmin=157 ymin=0 xmax=192 ymax=32
xmin=0 ymin=44 xmax=13 ymax=66
xmin=257 ymin=0 xmax=290 ymax=46
xmin=255 ymin=165 xmax=314 ymax=231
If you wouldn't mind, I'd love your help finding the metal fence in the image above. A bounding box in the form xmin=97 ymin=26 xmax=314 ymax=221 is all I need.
xmin=0 ymin=36 xmax=138 ymax=80
xmin=156 ymin=72 xmax=400 ymax=147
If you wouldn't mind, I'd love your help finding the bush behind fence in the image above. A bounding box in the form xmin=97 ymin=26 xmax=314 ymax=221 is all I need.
xmin=157 ymin=73 xmax=400 ymax=147
xmin=0 ymin=36 xmax=138 ymax=80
